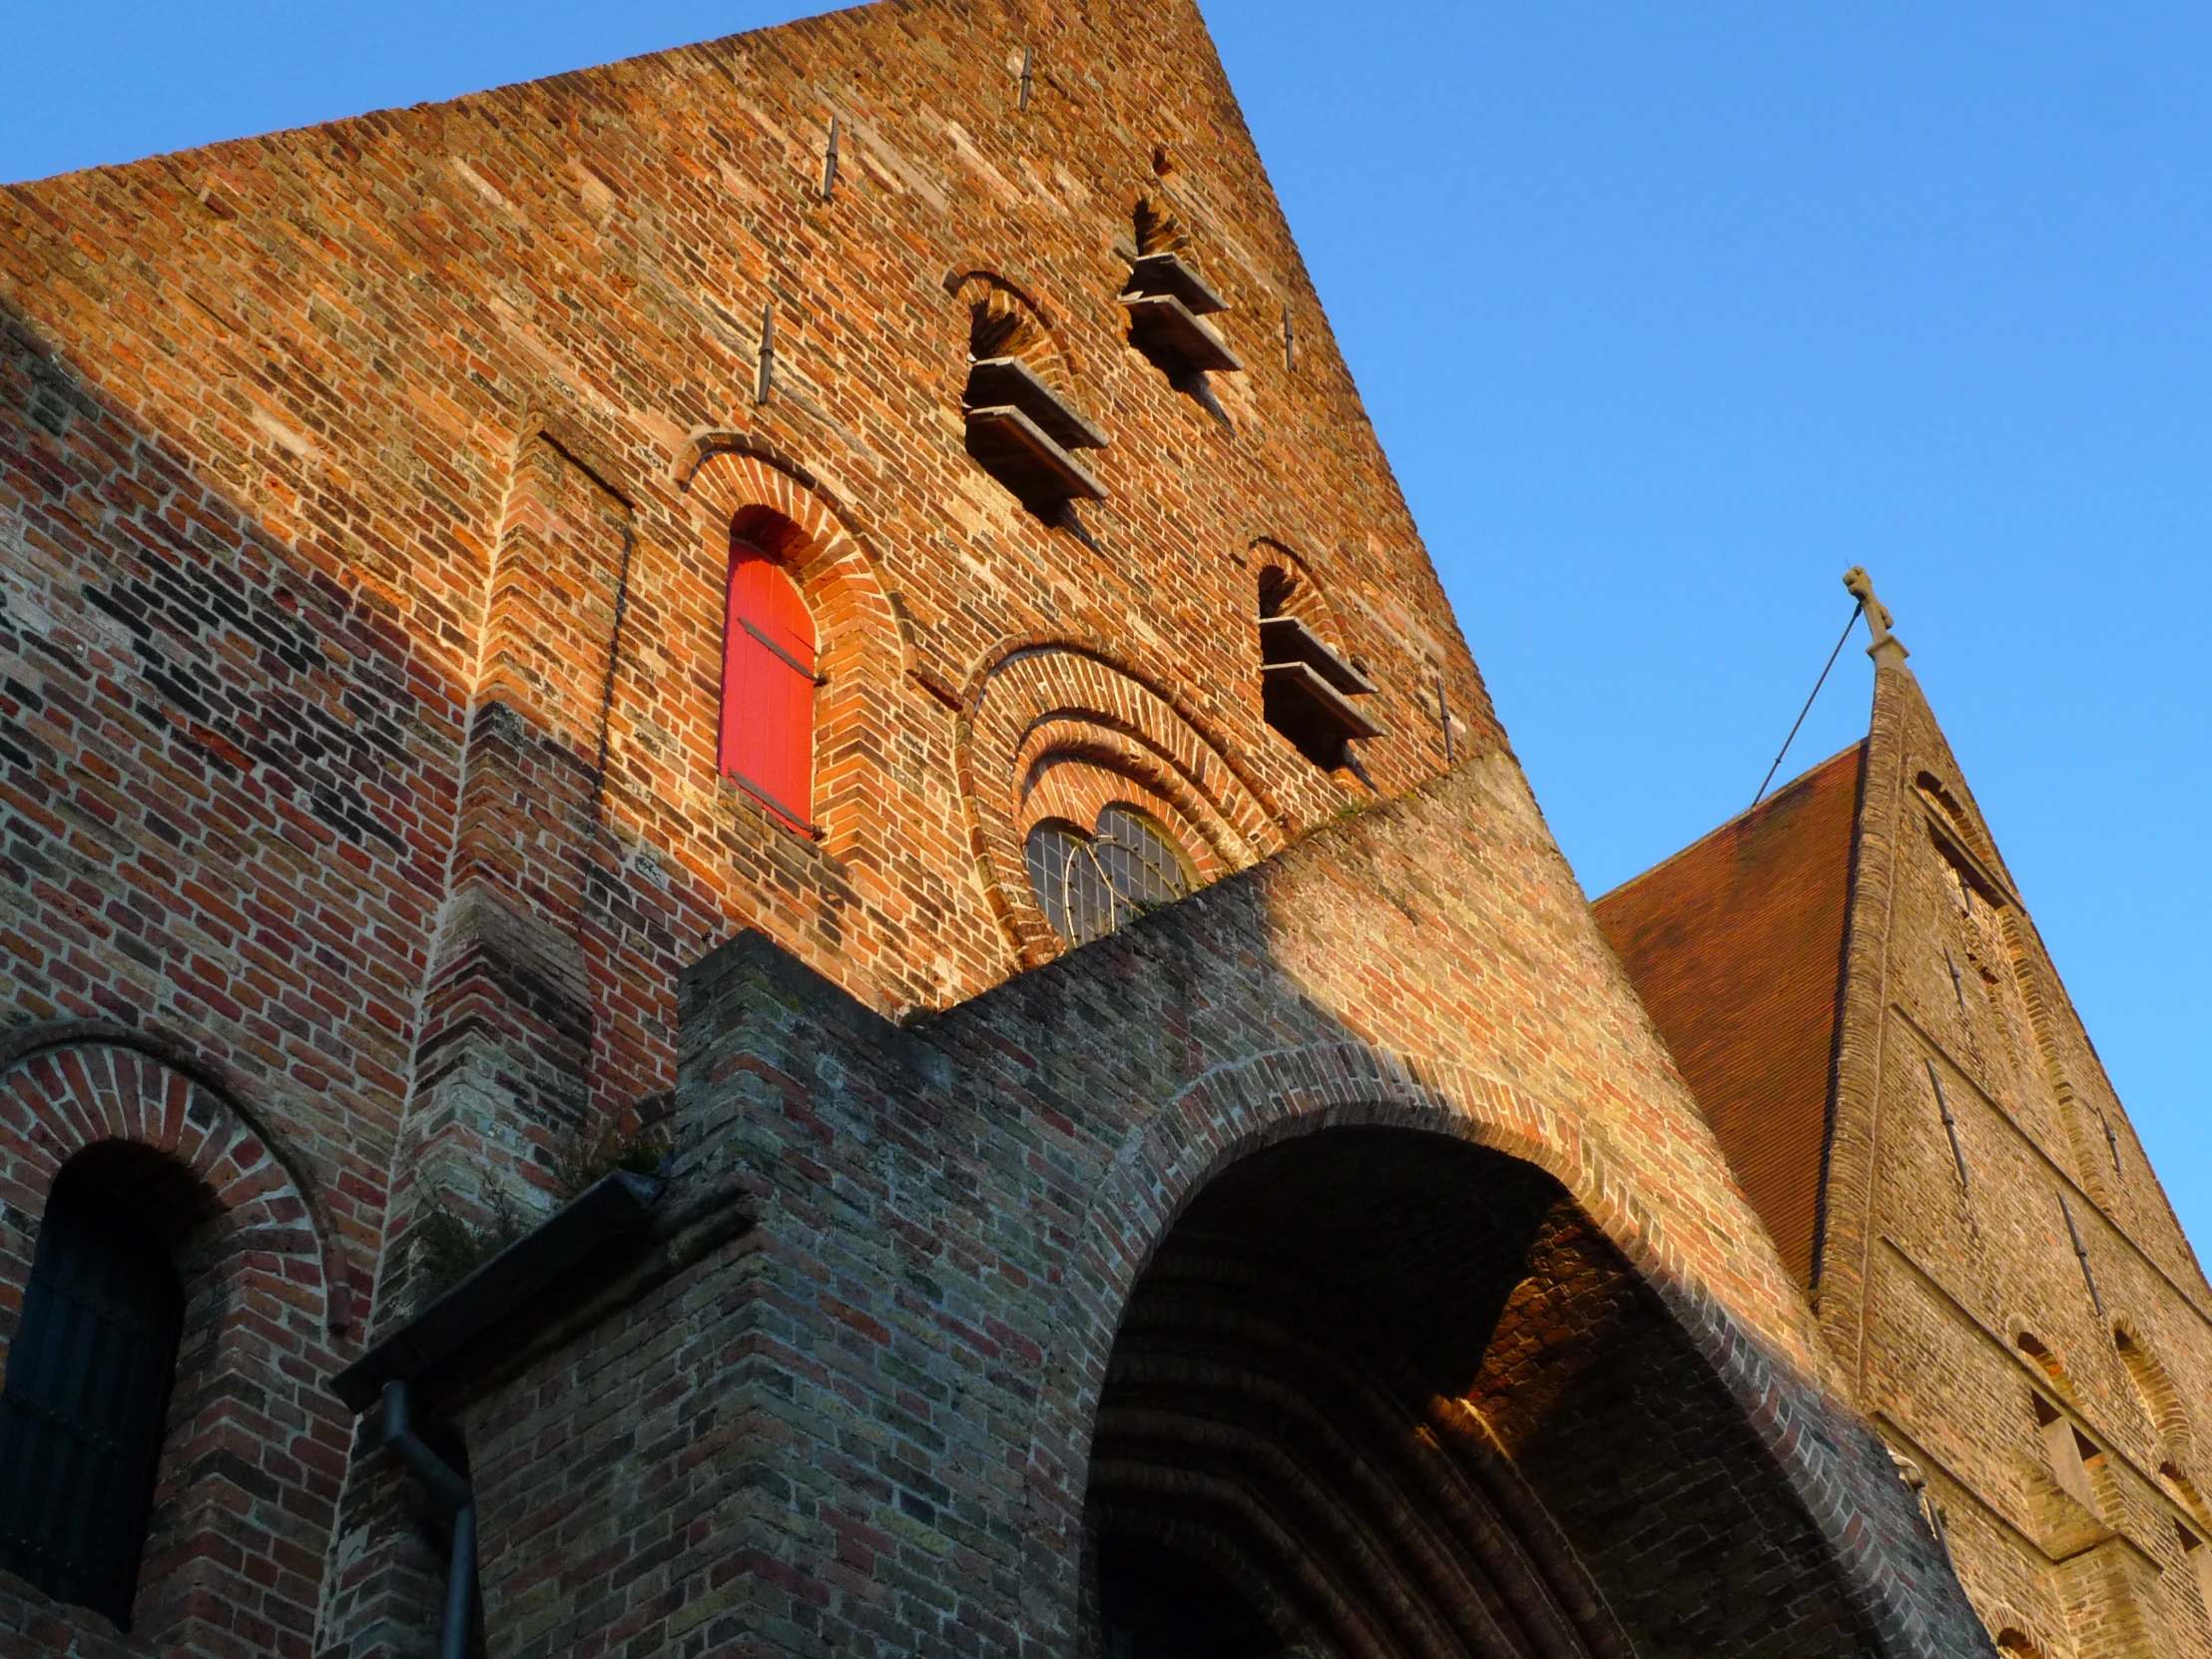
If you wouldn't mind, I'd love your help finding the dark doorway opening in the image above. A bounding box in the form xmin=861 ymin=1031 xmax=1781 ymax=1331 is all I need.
xmin=1081 ymin=1127 xmax=1875 ymax=1659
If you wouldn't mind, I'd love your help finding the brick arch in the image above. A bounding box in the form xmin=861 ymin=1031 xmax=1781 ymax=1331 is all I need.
xmin=2112 ymin=1313 xmax=2200 ymax=1484
xmin=943 ymin=268 xmax=1084 ymax=399
xmin=1014 ymin=721 xmax=1236 ymax=882
xmin=682 ymin=445 xmax=907 ymax=862
xmin=0 ymin=1037 xmax=347 ymax=1643
xmin=0 ymin=1039 xmax=336 ymax=1339
xmin=956 ymin=642 xmax=1288 ymax=963
xmin=1019 ymin=1040 xmax=1974 ymax=1659
xmin=1980 ymin=1602 xmax=2057 ymax=1657
xmin=2005 ymin=1319 xmax=2076 ymax=1400
xmin=1249 ymin=534 xmax=1352 ymax=644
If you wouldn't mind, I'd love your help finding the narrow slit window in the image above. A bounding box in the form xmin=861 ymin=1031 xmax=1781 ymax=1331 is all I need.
xmin=0 ymin=1156 xmax=188 ymax=1628
xmin=2031 ymin=1393 xmax=2098 ymax=1511
xmin=721 ymin=533 xmax=818 ymax=831
xmin=2180 ymin=1524 xmax=2212 ymax=1620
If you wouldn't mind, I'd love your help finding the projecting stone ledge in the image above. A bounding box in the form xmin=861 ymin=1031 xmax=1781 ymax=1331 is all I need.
xmin=964 ymin=403 xmax=1107 ymax=508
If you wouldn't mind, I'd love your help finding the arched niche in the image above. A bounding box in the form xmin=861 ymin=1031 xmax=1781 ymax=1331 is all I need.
xmin=1081 ymin=1126 xmax=1883 ymax=1658
xmin=681 ymin=444 xmax=907 ymax=864
xmin=2111 ymin=1314 xmax=2202 ymax=1507
xmin=1980 ymin=1601 xmax=2057 ymax=1658
xmin=1008 ymin=1043 xmax=1976 ymax=1659
xmin=0 ymin=1038 xmax=342 ymax=1639
xmin=1250 ymin=536 xmax=1349 ymax=643
xmin=957 ymin=643 xmax=1286 ymax=964
xmin=944 ymin=269 xmax=1083 ymax=400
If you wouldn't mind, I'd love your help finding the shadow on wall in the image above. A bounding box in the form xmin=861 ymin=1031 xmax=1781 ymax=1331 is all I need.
xmin=1087 ymin=1129 xmax=1876 ymax=1659
xmin=413 ymin=760 xmax=1995 ymax=1659
xmin=0 ymin=290 xmax=744 ymax=1651
xmin=0 ymin=294 xmax=472 ymax=1652
xmin=0 ymin=291 xmax=1990 ymax=1659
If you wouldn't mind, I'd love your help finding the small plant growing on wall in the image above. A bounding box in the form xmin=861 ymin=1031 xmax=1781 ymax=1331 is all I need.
xmin=407 ymin=1120 xmax=673 ymax=1308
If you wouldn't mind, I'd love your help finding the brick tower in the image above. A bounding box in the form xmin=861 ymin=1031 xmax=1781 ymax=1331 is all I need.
xmin=1597 ymin=591 xmax=2212 ymax=1657
xmin=1 ymin=1 xmax=2020 ymax=1655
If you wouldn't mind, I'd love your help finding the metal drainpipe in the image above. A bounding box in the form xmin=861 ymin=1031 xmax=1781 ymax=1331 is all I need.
xmin=381 ymin=1379 xmax=476 ymax=1659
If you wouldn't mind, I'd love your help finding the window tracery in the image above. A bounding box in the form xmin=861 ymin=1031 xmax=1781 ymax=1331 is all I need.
xmin=1025 ymin=805 xmax=1192 ymax=945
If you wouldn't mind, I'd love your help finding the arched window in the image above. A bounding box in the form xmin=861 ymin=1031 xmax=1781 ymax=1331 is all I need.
xmin=0 ymin=1146 xmax=195 ymax=1627
xmin=1025 ymin=805 xmax=1192 ymax=946
xmin=1253 ymin=561 xmax=1382 ymax=768
xmin=720 ymin=517 xmax=817 ymax=831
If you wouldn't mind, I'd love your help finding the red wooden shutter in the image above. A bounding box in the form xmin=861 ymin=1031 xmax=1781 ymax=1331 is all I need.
xmin=720 ymin=541 xmax=817 ymax=829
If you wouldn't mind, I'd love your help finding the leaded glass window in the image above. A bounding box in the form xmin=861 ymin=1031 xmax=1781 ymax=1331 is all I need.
xmin=1025 ymin=806 xmax=1192 ymax=945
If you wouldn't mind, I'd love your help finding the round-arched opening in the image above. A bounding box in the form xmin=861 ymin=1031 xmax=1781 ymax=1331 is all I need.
xmin=2016 ymin=1331 xmax=2067 ymax=1388
xmin=47 ymin=1139 xmax=223 ymax=1249
xmin=1084 ymin=1128 xmax=1873 ymax=1659
xmin=721 ymin=507 xmax=818 ymax=831
xmin=0 ymin=1142 xmax=217 ymax=1627
xmin=1026 ymin=804 xmax=1194 ymax=947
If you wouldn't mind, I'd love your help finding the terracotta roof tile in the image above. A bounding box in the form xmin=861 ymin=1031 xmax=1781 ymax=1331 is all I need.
xmin=1592 ymin=744 xmax=1865 ymax=1290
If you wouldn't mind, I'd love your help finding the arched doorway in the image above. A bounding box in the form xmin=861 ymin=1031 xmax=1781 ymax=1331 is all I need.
xmin=1084 ymin=1128 xmax=1874 ymax=1659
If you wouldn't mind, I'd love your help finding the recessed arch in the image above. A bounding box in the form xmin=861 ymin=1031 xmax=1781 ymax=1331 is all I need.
xmin=2112 ymin=1315 xmax=2201 ymax=1502
xmin=2010 ymin=1326 xmax=2073 ymax=1398
xmin=957 ymin=641 xmax=1287 ymax=964
xmin=0 ymin=1040 xmax=336 ymax=1336
xmin=1014 ymin=725 xmax=1229 ymax=879
xmin=1133 ymin=193 xmax=1194 ymax=261
xmin=0 ymin=1038 xmax=343 ymax=1636
xmin=1015 ymin=1040 xmax=1953 ymax=1659
xmin=1250 ymin=536 xmax=1349 ymax=644
xmin=682 ymin=445 xmax=907 ymax=863
xmin=1974 ymin=1596 xmax=2058 ymax=1659
xmin=943 ymin=269 xmax=1082 ymax=399
xmin=1083 ymin=1121 xmax=1882 ymax=1657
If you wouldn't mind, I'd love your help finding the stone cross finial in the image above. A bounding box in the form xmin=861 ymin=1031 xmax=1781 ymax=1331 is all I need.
xmin=1843 ymin=566 xmax=1910 ymax=665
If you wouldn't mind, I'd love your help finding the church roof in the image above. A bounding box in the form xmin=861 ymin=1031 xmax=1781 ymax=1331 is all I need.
xmin=1593 ymin=743 xmax=1865 ymax=1291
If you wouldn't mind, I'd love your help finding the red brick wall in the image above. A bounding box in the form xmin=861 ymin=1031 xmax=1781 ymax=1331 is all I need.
xmin=0 ymin=1032 xmax=347 ymax=1659
xmin=0 ymin=0 xmax=2006 ymax=1653
xmin=430 ymin=758 xmax=1991 ymax=1659
xmin=1 ymin=0 xmax=1485 ymax=1329
xmin=1 ymin=2 xmax=1481 ymax=1637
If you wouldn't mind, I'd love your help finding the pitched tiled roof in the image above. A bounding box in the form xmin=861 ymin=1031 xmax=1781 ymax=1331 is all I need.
xmin=1592 ymin=744 xmax=1866 ymax=1292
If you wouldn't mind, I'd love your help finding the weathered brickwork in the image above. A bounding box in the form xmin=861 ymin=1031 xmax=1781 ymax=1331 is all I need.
xmin=0 ymin=1029 xmax=348 ymax=1658
xmin=448 ymin=762 xmax=1987 ymax=1659
xmin=1598 ymin=643 xmax=2212 ymax=1658
xmin=1835 ymin=655 xmax=2212 ymax=1658
xmin=0 ymin=0 xmax=2048 ymax=1653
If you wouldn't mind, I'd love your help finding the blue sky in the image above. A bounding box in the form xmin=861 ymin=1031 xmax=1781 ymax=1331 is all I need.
xmin=6 ymin=2 xmax=2206 ymax=1256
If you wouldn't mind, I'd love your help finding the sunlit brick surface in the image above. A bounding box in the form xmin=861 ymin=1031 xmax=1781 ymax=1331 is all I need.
xmin=0 ymin=0 xmax=2085 ymax=1653
xmin=1603 ymin=656 xmax=2212 ymax=1658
